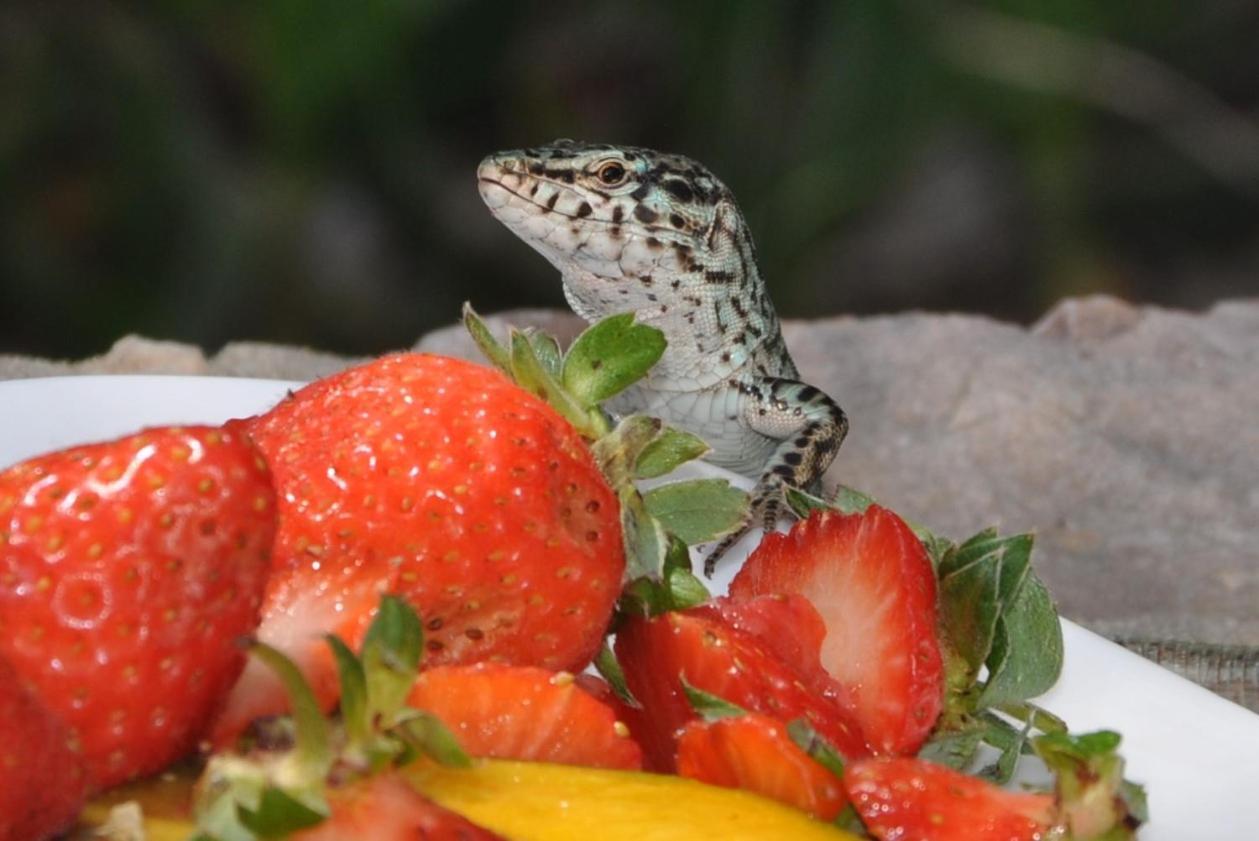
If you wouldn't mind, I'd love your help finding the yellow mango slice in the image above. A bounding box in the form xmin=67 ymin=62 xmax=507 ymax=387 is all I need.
xmin=80 ymin=759 xmax=858 ymax=840
xmin=404 ymin=759 xmax=859 ymax=841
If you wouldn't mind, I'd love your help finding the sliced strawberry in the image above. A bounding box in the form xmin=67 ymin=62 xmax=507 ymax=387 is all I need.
xmin=676 ymin=712 xmax=847 ymax=821
xmin=731 ymin=506 xmax=944 ymax=755
xmin=615 ymin=607 xmax=867 ymax=771
xmin=845 ymin=757 xmax=1054 ymax=841
xmin=0 ymin=656 xmax=88 ymax=841
xmin=407 ymin=663 xmax=643 ymax=770
xmin=708 ymin=594 xmax=842 ymax=704
xmin=0 ymin=425 xmax=276 ymax=789
xmin=206 ymin=566 xmax=391 ymax=748
xmin=292 ymin=771 xmax=506 ymax=841
xmin=210 ymin=353 xmax=624 ymax=745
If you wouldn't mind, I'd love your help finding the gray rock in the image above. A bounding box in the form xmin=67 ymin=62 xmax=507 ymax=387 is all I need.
xmin=209 ymin=341 xmax=369 ymax=381
xmin=782 ymin=296 xmax=1259 ymax=646
xmin=0 ymin=335 xmax=209 ymax=379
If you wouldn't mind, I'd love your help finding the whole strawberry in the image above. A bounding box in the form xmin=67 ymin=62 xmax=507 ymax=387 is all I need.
xmin=0 ymin=655 xmax=88 ymax=841
xmin=0 ymin=425 xmax=276 ymax=790
xmin=212 ymin=353 xmax=624 ymax=744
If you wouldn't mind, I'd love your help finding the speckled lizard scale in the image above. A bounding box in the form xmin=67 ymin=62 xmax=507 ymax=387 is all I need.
xmin=478 ymin=140 xmax=848 ymax=570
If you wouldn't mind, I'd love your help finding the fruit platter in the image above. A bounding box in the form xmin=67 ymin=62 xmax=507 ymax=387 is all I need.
xmin=2 ymin=311 xmax=1257 ymax=841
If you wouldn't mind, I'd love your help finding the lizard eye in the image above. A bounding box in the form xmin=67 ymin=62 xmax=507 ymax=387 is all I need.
xmin=595 ymin=161 xmax=628 ymax=186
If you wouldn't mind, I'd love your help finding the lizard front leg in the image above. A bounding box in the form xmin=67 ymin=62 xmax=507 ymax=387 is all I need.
xmin=704 ymin=378 xmax=849 ymax=574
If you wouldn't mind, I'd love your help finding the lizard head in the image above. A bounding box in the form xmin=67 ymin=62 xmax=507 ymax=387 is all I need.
xmin=477 ymin=140 xmax=747 ymax=283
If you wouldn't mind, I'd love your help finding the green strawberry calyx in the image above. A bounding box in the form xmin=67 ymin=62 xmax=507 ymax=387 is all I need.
xmin=191 ymin=596 xmax=469 ymax=841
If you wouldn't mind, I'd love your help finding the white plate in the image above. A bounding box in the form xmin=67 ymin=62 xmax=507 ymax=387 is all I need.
xmin=2 ymin=375 xmax=1257 ymax=839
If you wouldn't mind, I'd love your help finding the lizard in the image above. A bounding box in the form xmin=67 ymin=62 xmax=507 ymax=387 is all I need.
xmin=476 ymin=139 xmax=848 ymax=573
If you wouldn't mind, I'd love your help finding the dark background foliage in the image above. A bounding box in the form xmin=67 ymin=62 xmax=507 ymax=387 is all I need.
xmin=2 ymin=0 xmax=1256 ymax=358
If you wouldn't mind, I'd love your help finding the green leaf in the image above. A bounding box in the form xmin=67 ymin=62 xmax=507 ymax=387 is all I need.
xmin=978 ymin=571 xmax=1063 ymax=708
xmin=785 ymin=719 xmax=847 ymax=777
xmin=594 ymin=642 xmax=638 ymax=706
xmin=917 ymin=725 xmax=985 ymax=771
xmin=666 ymin=565 xmax=711 ymax=611
xmin=561 ymin=313 xmax=666 ymax=407
xmin=634 ymin=426 xmax=710 ymax=479
xmin=592 ymin=415 xmax=663 ymax=487
xmin=1037 ymin=729 xmax=1122 ymax=759
xmin=643 ymin=479 xmax=748 ymax=545
xmin=325 ymin=635 xmax=368 ymax=748
xmin=510 ymin=330 xmax=598 ymax=436
xmin=617 ymin=576 xmax=672 ymax=619
xmin=937 ymin=531 xmax=1033 ymax=675
xmin=248 ymin=643 xmax=332 ymax=785
xmin=784 ymin=486 xmax=831 ymax=518
xmin=524 ymin=328 xmax=563 ymax=378
xmin=1000 ymin=701 xmax=1067 ymax=735
xmin=975 ymin=713 xmax=1032 ymax=785
xmin=361 ymin=595 xmax=425 ymax=724
xmin=833 ymin=806 xmax=866 ymax=835
xmin=394 ymin=710 xmax=472 ymax=768
xmin=238 ymin=787 xmax=326 ymax=838
xmin=619 ymin=488 xmax=670 ymax=582
xmin=681 ymin=679 xmax=747 ymax=721
xmin=461 ymin=302 xmax=511 ymax=375
xmin=662 ymin=535 xmax=710 ymax=609
xmin=918 ymin=529 xmax=956 ymax=570
xmin=828 ymin=484 xmax=875 ymax=515
xmin=619 ymin=537 xmax=711 ymax=617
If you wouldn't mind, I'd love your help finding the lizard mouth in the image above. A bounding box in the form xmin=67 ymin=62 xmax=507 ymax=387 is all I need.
xmin=479 ymin=176 xmax=684 ymax=241
xmin=477 ymin=176 xmax=603 ymax=224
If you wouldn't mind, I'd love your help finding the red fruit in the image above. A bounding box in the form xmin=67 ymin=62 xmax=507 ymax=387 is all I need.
xmin=573 ymin=672 xmax=655 ymax=768
xmin=709 ymin=594 xmax=838 ymax=701
xmin=676 ymin=713 xmax=847 ymax=821
xmin=212 ymin=353 xmax=623 ymax=745
xmin=407 ymin=663 xmax=643 ymax=770
xmin=845 ymin=757 xmax=1054 ymax=841
xmin=0 ymin=426 xmax=275 ymax=789
xmin=0 ymin=656 xmax=88 ymax=841
xmin=614 ymin=606 xmax=867 ymax=771
xmin=293 ymin=771 xmax=506 ymax=841
xmin=731 ymin=506 xmax=944 ymax=755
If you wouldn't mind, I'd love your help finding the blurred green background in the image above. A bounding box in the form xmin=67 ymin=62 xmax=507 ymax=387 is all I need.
xmin=2 ymin=1 xmax=1257 ymax=358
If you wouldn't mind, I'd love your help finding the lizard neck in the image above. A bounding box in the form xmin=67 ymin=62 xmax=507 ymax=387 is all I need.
xmin=560 ymin=219 xmax=797 ymax=388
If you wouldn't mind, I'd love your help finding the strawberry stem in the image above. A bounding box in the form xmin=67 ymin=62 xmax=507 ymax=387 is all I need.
xmin=361 ymin=594 xmax=425 ymax=727
xmin=248 ymin=642 xmax=333 ymax=788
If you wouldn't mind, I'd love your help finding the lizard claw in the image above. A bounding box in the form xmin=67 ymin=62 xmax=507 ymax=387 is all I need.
xmin=702 ymin=476 xmax=791 ymax=576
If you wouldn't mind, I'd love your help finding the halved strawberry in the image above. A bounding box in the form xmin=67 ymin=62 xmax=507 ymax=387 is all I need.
xmin=844 ymin=757 xmax=1054 ymax=841
xmin=210 ymin=353 xmax=624 ymax=746
xmin=731 ymin=506 xmax=943 ymax=755
xmin=292 ymin=771 xmax=506 ymax=841
xmin=0 ymin=425 xmax=276 ymax=789
xmin=0 ymin=655 xmax=88 ymax=841
xmin=615 ymin=606 xmax=867 ymax=771
xmin=407 ymin=663 xmax=643 ymax=770
xmin=708 ymin=594 xmax=841 ymax=704
xmin=676 ymin=712 xmax=846 ymax=821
